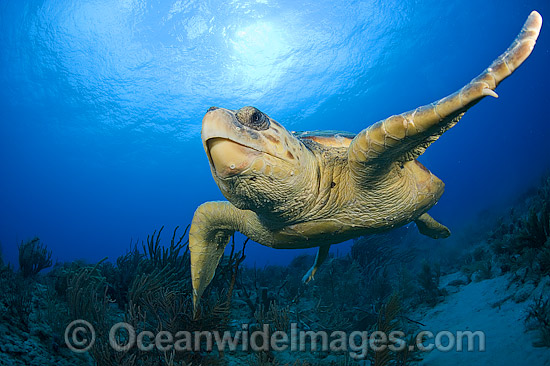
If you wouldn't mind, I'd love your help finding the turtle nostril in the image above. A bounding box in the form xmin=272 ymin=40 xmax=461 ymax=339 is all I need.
xmin=207 ymin=106 xmax=219 ymax=112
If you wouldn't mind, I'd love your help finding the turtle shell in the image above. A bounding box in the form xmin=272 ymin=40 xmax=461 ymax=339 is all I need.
xmin=291 ymin=130 xmax=356 ymax=148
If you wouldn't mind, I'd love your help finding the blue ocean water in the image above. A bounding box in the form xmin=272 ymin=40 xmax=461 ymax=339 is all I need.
xmin=0 ymin=0 xmax=549 ymax=268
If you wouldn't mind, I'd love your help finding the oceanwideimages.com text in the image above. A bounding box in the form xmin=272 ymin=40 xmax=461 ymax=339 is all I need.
xmin=65 ymin=320 xmax=486 ymax=359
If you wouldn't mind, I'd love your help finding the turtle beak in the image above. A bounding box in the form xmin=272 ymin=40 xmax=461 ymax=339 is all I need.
xmin=206 ymin=137 xmax=261 ymax=178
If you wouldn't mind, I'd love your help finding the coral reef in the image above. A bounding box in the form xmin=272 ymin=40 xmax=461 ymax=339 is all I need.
xmin=3 ymin=175 xmax=550 ymax=364
xmin=0 ymin=265 xmax=34 ymax=330
xmin=416 ymin=261 xmax=444 ymax=307
xmin=490 ymin=176 xmax=550 ymax=279
xmin=526 ymin=295 xmax=550 ymax=347
xmin=0 ymin=226 xmax=248 ymax=366
xmin=59 ymin=225 xmax=244 ymax=365
xmin=0 ymin=258 xmax=91 ymax=365
xmin=455 ymin=174 xmax=550 ymax=349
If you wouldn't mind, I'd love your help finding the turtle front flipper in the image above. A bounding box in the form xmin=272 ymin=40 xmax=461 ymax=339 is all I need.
xmin=415 ymin=213 xmax=451 ymax=239
xmin=189 ymin=201 xmax=252 ymax=314
xmin=189 ymin=202 xmax=236 ymax=314
xmin=348 ymin=11 xmax=542 ymax=178
xmin=190 ymin=201 xmax=273 ymax=314
xmin=302 ymin=245 xmax=331 ymax=284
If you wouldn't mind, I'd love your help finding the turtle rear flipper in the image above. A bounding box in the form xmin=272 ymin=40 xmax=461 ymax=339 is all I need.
xmin=302 ymin=245 xmax=331 ymax=284
xmin=348 ymin=11 xmax=542 ymax=179
xmin=415 ymin=213 xmax=451 ymax=239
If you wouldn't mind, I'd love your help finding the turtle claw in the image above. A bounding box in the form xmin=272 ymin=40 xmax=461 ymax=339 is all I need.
xmin=482 ymin=88 xmax=499 ymax=98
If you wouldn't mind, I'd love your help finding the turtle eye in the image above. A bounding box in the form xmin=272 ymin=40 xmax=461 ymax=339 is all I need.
xmin=252 ymin=112 xmax=261 ymax=123
xmin=236 ymin=106 xmax=270 ymax=131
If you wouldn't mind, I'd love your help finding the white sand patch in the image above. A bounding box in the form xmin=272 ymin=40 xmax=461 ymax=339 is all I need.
xmin=419 ymin=274 xmax=550 ymax=366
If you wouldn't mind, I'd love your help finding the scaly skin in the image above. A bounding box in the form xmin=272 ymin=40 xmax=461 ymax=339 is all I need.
xmin=190 ymin=11 xmax=543 ymax=313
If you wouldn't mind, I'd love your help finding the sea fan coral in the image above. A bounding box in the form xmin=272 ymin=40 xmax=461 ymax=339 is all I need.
xmin=18 ymin=237 xmax=52 ymax=277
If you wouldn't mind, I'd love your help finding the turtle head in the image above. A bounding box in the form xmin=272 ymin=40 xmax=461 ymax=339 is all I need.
xmin=202 ymin=106 xmax=317 ymax=220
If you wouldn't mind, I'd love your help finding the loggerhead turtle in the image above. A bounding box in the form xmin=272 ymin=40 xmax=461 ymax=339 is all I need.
xmin=189 ymin=11 xmax=542 ymax=311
